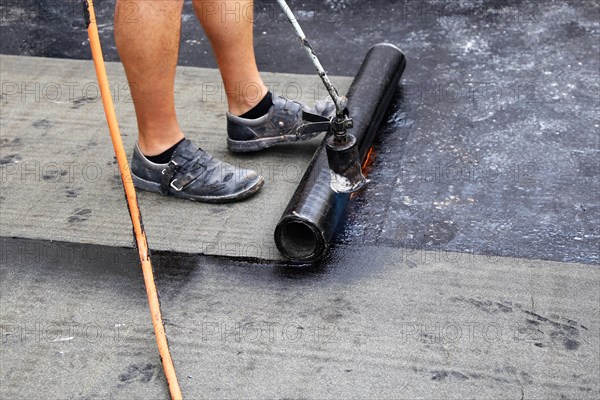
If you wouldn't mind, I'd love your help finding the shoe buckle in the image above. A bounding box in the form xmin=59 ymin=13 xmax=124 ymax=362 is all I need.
xmin=160 ymin=160 xmax=183 ymax=191
xmin=170 ymin=179 xmax=184 ymax=191
xmin=161 ymin=159 xmax=179 ymax=175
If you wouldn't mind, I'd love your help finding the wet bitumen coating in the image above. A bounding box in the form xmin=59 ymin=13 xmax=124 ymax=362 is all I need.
xmin=1 ymin=0 xmax=600 ymax=398
xmin=1 ymin=0 xmax=598 ymax=263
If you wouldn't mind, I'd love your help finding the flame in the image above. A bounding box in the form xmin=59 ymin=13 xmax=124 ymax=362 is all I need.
xmin=349 ymin=146 xmax=377 ymax=200
xmin=361 ymin=146 xmax=377 ymax=175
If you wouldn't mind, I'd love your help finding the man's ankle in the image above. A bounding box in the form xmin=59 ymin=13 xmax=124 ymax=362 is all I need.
xmin=143 ymin=138 xmax=185 ymax=164
xmin=235 ymin=91 xmax=273 ymax=119
xmin=138 ymin=132 xmax=186 ymax=157
xmin=227 ymin=84 xmax=270 ymax=116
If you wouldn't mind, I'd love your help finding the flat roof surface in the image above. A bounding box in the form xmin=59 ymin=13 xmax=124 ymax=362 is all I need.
xmin=1 ymin=0 xmax=598 ymax=398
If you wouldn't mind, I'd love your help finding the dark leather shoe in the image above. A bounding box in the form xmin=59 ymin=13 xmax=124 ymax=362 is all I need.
xmin=130 ymin=139 xmax=263 ymax=203
xmin=226 ymin=94 xmax=335 ymax=153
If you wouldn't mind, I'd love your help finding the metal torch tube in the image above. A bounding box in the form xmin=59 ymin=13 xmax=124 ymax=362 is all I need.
xmin=275 ymin=0 xmax=346 ymax=115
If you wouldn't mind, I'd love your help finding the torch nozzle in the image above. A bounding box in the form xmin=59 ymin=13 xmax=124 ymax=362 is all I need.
xmin=325 ymin=132 xmax=366 ymax=193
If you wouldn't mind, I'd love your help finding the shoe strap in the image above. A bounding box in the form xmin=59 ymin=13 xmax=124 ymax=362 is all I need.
xmin=160 ymin=139 xmax=211 ymax=194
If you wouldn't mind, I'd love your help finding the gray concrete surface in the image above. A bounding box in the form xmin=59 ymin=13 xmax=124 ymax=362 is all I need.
xmin=1 ymin=237 xmax=598 ymax=399
xmin=0 ymin=55 xmax=351 ymax=259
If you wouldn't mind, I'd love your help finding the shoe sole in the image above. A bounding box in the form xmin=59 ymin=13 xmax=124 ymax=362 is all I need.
xmin=131 ymin=173 xmax=264 ymax=204
xmin=227 ymin=130 xmax=324 ymax=153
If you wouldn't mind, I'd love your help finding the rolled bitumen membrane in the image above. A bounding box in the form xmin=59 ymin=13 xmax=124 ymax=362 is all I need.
xmin=275 ymin=43 xmax=407 ymax=262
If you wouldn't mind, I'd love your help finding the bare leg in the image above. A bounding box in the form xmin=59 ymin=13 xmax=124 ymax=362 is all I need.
xmin=114 ymin=0 xmax=185 ymax=156
xmin=193 ymin=0 xmax=268 ymax=115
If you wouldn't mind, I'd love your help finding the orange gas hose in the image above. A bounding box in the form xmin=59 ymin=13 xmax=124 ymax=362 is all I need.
xmin=82 ymin=1 xmax=182 ymax=398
